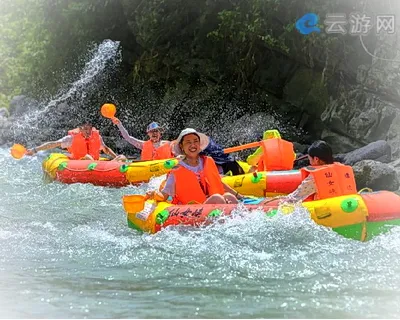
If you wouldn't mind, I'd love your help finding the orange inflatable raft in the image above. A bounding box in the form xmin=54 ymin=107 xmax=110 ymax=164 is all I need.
xmin=122 ymin=191 xmax=400 ymax=241
xmin=42 ymin=153 xmax=179 ymax=187
xmin=41 ymin=153 xmax=303 ymax=193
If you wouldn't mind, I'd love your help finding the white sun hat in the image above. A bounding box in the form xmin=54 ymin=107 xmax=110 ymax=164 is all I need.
xmin=172 ymin=128 xmax=210 ymax=156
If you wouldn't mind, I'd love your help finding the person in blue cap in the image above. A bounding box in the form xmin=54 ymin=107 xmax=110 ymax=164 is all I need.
xmin=111 ymin=118 xmax=173 ymax=160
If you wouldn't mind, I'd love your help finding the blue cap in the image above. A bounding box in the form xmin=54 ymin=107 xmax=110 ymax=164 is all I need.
xmin=146 ymin=122 xmax=162 ymax=132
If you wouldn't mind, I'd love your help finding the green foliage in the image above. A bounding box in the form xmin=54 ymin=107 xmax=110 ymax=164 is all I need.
xmin=0 ymin=0 xmax=124 ymax=108
xmin=207 ymin=0 xmax=291 ymax=89
xmin=0 ymin=0 xmax=48 ymax=108
xmin=129 ymin=0 xmax=296 ymax=91
xmin=0 ymin=0 xmax=376 ymax=109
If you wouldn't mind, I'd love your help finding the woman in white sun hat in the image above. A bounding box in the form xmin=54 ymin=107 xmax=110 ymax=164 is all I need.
xmin=147 ymin=128 xmax=243 ymax=204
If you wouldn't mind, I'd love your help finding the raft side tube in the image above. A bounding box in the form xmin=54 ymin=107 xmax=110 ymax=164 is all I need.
xmin=264 ymin=170 xmax=303 ymax=196
xmin=303 ymin=194 xmax=368 ymax=228
xmin=125 ymin=158 xmax=178 ymax=184
xmin=222 ymin=170 xmax=303 ymax=197
xmin=361 ymin=191 xmax=400 ymax=222
xmin=222 ymin=173 xmax=267 ymax=197
xmin=56 ymin=160 xmax=129 ymax=186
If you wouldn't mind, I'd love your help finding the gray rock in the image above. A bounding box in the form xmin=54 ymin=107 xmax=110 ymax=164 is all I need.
xmin=386 ymin=111 xmax=400 ymax=158
xmin=336 ymin=140 xmax=392 ymax=165
xmin=360 ymin=29 xmax=400 ymax=102
xmin=320 ymin=128 xmax=364 ymax=153
xmin=353 ymin=160 xmax=399 ymax=191
xmin=293 ymin=142 xmax=309 ymax=154
xmin=220 ymin=112 xmax=281 ymax=146
xmin=0 ymin=107 xmax=9 ymax=118
xmin=389 ymin=158 xmax=400 ymax=168
xmin=295 ymin=141 xmax=392 ymax=169
xmin=321 ymin=88 xmax=398 ymax=149
xmin=0 ymin=117 xmax=12 ymax=146
xmin=388 ymin=158 xmax=400 ymax=185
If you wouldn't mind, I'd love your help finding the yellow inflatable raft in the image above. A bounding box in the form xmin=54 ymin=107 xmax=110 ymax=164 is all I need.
xmin=42 ymin=153 xmax=272 ymax=189
xmin=122 ymin=190 xmax=400 ymax=241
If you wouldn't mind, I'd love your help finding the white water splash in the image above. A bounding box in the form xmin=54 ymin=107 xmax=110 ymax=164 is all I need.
xmin=14 ymin=39 xmax=121 ymax=131
xmin=45 ymin=40 xmax=121 ymax=110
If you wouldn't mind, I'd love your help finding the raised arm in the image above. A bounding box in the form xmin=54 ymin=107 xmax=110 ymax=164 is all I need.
xmin=114 ymin=120 xmax=145 ymax=150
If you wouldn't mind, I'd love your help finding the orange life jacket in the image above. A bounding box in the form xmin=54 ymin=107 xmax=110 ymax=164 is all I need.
xmin=257 ymin=138 xmax=295 ymax=171
xmin=67 ymin=128 xmax=101 ymax=160
xmin=300 ymin=162 xmax=357 ymax=200
xmin=141 ymin=140 xmax=173 ymax=160
xmin=171 ymin=156 xmax=225 ymax=205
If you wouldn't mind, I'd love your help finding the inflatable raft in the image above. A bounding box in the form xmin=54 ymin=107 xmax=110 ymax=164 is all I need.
xmin=122 ymin=191 xmax=400 ymax=241
xmin=222 ymin=170 xmax=302 ymax=197
xmin=42 ymin=153 xmax=180 ymax=187
xmin=41 ymin=153 xmax=303 ymax=193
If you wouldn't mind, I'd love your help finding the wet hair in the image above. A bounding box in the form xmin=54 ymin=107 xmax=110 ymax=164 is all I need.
xmin=308 ymin=140 xmax=334 ymax=164
xmin=79 ymin=122 xmax=92 ymax=129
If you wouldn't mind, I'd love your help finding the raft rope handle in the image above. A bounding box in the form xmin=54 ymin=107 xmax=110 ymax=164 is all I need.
xmin=61 ymin=165 xmax=123 ymax=172
xmin=60 ymin=163 xmax=171 ymax=172
xmin=42 ymin=157 xmax=122 ymax=173
xmin=46 ymin=158 xmax=174 ymax=173
xmin=358 ymin=187 xmax=373 ymax=194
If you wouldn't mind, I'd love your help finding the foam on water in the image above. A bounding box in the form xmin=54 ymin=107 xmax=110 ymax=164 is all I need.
xmin=2 ymin=148 xmax=400 ymax=318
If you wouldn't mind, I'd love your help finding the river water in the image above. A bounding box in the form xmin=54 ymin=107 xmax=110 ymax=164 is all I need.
xmin=1 ymin=148 xmax=400 ymax=318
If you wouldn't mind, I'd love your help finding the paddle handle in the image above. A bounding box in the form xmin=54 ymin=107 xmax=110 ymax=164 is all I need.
xmin=223 ymin=141 xmax=261 ymax=154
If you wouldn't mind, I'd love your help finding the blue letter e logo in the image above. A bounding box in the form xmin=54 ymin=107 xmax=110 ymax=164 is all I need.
xmin=296 ymin=13 xmax=321 ymax=35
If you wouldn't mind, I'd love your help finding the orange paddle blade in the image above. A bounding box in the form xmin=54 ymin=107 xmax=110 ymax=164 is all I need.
xmin=10 ymin=144 xmax=27 ymax=159
xmin=123 ymin=194 xmax=146 ymax=213
xmin=100 ymin=103 xmax=116 ymax=119
xmin=223 ymin=141 xmax=261 ymax=154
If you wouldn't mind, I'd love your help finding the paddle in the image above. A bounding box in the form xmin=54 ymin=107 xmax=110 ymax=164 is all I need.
xmin=294 ymin=154 xmax=308 ymax=163
xmin=224 ymin=140 xmax=306 ymax=156
xmin=223 ymin=130 xmax=283 ymax=154
xmin=123 ymin=192 xmax=166 ymax=213
xmin=101 ymin=103 xmax=119 ymax=124
xmin=123 ymin=194 xmax=147 ymax=213
xmin=223 ymin=141 xmax=261 ymax=154
xmin=10 ymin=143 xmax=27 ymax=159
